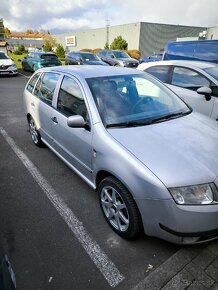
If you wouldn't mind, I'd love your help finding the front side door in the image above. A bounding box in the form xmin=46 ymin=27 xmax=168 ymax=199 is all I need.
xmin=168 ymin=66 xmax=215 ymax=118
xmin=51 ymin=75 xmax=93 ymax=181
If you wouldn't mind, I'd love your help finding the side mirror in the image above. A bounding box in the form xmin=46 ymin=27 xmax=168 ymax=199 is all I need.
xmin=197 ymin=86 xmax=212 ymax=101
xmin=67 ymin=115 xmax=85 ymax=128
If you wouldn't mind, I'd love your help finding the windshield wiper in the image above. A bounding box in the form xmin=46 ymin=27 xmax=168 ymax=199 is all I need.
xmin=106 ymin=120 xmax=152 ymax=128
xmin=150 ymin=110 xmax=191 ymax=124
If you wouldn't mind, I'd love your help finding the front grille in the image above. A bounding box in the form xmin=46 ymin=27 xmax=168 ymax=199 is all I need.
xmin=0 ymin=65 xmax=10 ymax=70
xmin=125 ymin=63 xmax=138 ymax=68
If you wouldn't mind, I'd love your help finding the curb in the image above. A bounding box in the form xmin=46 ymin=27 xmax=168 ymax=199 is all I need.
xmin=132 ymin=241 xmax=218 ymax=290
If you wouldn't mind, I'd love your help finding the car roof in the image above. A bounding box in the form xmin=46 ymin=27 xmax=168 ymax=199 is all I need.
xmin=32 ymin=52 xmax=56 ymax=55
xmin=69 ymin=51 xmax=94 ymax=54
xmin=139 ymin=60 xmax=217 ymax=70
xmin=40 ymin=65 xmax=144 ymax=79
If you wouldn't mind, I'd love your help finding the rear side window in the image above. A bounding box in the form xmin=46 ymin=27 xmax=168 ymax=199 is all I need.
xmin=195 ymin=43 xmax=218 ymax=61
xmin=27 ymin=73 xmax=41 ymax=93
xmin=34 ymin=72 xmax=59 ymax=105
xmin=171 ymin=67 xmax=210 ymax=91
xmin=57 ymin=76 xmax=87 ymax=119
xmin=145 ymin=66 xmax=170 ymax=83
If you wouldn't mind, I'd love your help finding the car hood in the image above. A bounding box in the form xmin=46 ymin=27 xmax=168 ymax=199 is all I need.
xmin=117 ymin=58 xmax=138 ymax=63
xmin=84 ymin=60 xmax=108 ymax=66
xmin=0 ymin=59 xmax=14 ymax=66
xmin=108 ymin=113 xmax=218 ymax=188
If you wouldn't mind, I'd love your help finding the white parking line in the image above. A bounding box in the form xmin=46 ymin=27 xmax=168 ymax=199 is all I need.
xmin=0 ymin=127 xmax=125 ymax=288
xmin=18 ymin=72 xmax=30 ymax=79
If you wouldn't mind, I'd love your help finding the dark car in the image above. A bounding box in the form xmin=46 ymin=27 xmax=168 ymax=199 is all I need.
xmin=97 ymin=50 xmax=139 ymax=67
xmin=65 ymin=51 xmax=108 ymax=66
xmin=163 ymin=40 xmax=218 ymax=63
xmin=139 ymin=50 xmax=164 ymax=64
xmin=22 ymin=52 xmax=62 ymax=72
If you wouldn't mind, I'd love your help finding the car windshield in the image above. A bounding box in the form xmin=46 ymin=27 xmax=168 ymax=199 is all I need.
xmin=40 ymin=54 xmax=58 ymax=60
xmin=0 ymin=52 xmax=9 ymax=59
xmin=87 ymin=73 xmax=191 ymax=127
xmin=203 ymin=66 xmax=218 ymax=81
xmin=81 ymin=53 xmax=100 ymax=61
xmin=113 ymin=51 xmax=129 ymax=58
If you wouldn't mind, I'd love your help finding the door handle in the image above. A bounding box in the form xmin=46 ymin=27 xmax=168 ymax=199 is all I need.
xmin=51 ymin=116 xmax=58 ymax=124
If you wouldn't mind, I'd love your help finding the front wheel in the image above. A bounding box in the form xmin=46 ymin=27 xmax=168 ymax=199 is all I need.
xmin=99 ymin=176 xmax=143 ymax=239
xmin=28 ymin=116 xmax=43 ymax=147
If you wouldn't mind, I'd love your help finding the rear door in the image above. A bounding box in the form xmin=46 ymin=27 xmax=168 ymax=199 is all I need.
xmin=32 ymin=71 xmax=60 ymax=144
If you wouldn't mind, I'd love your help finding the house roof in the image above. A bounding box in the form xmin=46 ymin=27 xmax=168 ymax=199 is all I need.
xmin=8 ymin=33 xmax=50 ymax=39
xmin=0 ymin=42 xmax=8 ymax=47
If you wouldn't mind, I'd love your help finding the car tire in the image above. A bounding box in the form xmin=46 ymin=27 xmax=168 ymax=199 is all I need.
xmin=28 ymin=116 xmax=43 ymax=147
xmin=98 ymin=176 xmax=143 ymax=239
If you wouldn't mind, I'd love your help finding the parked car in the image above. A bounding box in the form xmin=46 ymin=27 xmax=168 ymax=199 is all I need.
xmin=0 ymin=51 xmax=18 ymax=76
xmin=65 ymin=51 xmax=108 ymax=66
xmin=23 ymin=65 xmax=218 ymax=245
xmin=138 ymin=60 xmax=218 ymax=121
xmin=97 ymin=50 xmax=139 ymax=67
xmin=22 ymin=52 xmax=62 ymax=72
xmin=139 ymin=50 xmax=164 ymax=64
xmin=163 ymin=40 xmax=218 ymax=63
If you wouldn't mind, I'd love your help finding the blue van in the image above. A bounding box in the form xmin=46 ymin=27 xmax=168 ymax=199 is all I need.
xmin=163 ymin=40 xmax=218 ymax=63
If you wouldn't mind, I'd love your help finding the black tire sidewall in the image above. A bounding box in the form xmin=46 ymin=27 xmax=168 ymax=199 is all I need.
xmin=98 ymin=177 xmax=142 ymax=239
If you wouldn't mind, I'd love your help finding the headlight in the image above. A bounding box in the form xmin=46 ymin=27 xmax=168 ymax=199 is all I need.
xmin=117 ymin=61 xmax=124 ymax=66
xmin=10 ymin=64 xmax=17 ymax=69
xmin=169 ymin=184 xmax=217 ymax=205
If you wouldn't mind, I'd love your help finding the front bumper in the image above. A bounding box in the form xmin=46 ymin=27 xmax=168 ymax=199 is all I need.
xmin=0 ymin=68 xmax=18 ymax=75
xmin=124 ymin=63 xmax=138 ymax=68
xmin=136 ymin=198 xmax=218 ymax=244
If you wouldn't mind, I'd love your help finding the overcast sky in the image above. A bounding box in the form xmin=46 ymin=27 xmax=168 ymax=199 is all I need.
xmin=1 ymin=0 xmax=218 ymax=34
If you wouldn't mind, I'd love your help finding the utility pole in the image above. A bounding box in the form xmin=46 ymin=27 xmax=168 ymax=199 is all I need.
xmin=106 ymin=19 xmax=110 ymax=47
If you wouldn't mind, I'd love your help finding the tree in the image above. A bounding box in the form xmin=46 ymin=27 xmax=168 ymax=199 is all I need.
xmin=104 ymin=42 xmax=109 ymax=49
xmin=43 ymin=35 xmax=57 ymax=52
xmin=25 ymin=29 xmax=34 ymax=34
xmin=55 ymin=44 xmax=65 ymax=58
xmin=18 ymin=44 xmax=25 ymax=53
xmin=110 ymin=36 xmax=128 ymax=50
xmin=4 ymin=27 xmax=11 ymax=37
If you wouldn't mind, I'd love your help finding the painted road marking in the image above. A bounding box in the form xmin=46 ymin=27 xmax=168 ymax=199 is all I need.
xmin=18 ymin=72 xmax=31 ymax=79
xmin=0 ymin=127 xmax=125 ymax=288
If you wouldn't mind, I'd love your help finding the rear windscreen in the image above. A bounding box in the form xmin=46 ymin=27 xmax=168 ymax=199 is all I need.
xmin=40 ymin=54 xmax=58 ymax=60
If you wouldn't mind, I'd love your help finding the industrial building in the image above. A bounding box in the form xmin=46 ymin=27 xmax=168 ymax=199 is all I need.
xmin=54 ymin=22 xmax=206 ymax=57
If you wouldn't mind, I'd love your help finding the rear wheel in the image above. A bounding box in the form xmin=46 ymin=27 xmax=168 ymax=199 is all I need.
xmin=98 ymin=176 xmax=143 ymax=239
xmin=28 ymin=116 xmax=43 ymax=147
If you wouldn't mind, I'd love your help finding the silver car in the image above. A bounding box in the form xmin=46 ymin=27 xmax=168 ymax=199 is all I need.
xmin=23 ymin=65 xmax=218 ymax=244
xmin=137 ymin=60 xmax=218 ymax=121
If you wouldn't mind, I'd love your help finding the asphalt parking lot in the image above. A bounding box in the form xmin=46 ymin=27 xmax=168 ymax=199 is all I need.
xmin=0 ymin=72 xmax=182 ymax=289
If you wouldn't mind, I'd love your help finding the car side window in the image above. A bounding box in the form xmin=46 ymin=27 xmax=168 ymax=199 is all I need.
xmin=57 ymin=76 xmax=88 ymax=119
xmin=33 ymin=72 xmax=59 ymax=105
xmin=145 ymin=66 xmax=170 ymax=83
xmin=26 ymin=73 xmax=41 ymax=93
xmin=171 ymin=67 xmax=210 ymax=91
